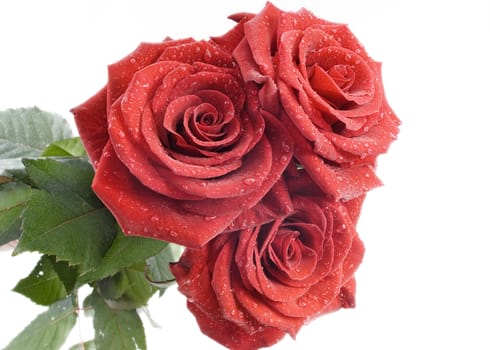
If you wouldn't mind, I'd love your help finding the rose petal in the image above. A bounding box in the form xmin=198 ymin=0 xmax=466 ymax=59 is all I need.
xmin=282 ymin=112 xmax=382 ymax=200
xmin=107 ymin=39 xmax=194 ymax=109
xmin=163 ymin=104 xmax=293 ymax=216
xmin=71 ymin=87 xmax=108 ymax=168
xmin=342 ymin=193 xmax=366 ymax=226
xmin=159 ymin=40 xmax=236 ymax=68
xmin=231 ymin=267 xmax=304 ymax=336
xmin=187 ymin=302 xmax=286 ymax=350
xmin=172 ymin=236 xmax=287 ymax=349
xmin=242 ymin=2 xmax=280 ymax=79
xmin=267 ymin=268 xmax=343 ymax=318
xmin=227 ymin=178 xmax=294 ymax=231
xmin=92 ymin=144 xmax=241 ymax=248
xmin=338 ymin=278 xmax=357 ymax=308
xmin=211 ymin=234 xmax=266 ymax=333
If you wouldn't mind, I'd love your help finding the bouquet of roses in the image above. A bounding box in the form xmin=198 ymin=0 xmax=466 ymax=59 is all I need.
xmin=0 ymin=2 xmax=399 ymax=349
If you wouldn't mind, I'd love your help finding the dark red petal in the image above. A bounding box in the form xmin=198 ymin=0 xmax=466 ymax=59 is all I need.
xmin=257 ymin=241 xmax=311 ymax=302
xmin=264 ymin=197 xmax=335 ymax=288
xmin=327 ymin=203 xmax=358 ymax=269
xmin=142 ymin=99 xmax=244 ymax=178
xmin=163 ymin=110 xmax=254 ymax=168
xmin=235 ymin=226 xmax=262 ymax=292
xmin=338 ymin=278 xmax=357 ymax=308
xmin=303 ymin=44 xmax=375 ymax=105
xmin=329 ymin=104 xmax=400 ymax=159
xmin=342 ymin=194 xmax=366 ymax=226
xmin=172 ymin=237 xmax=287 ymax=349
xmin=278 ymin=82 xmax=341 ymax=161
xmin=211 ymin=234 xmax=264 ymax=333
xmin=168 ymin=107 xmax=293 ymax=216
xmin=340 ymin=234 xmax=365 ymax=284
xmin=283 ymin=112 xmax=381 ymax=200
xmin=187 ymin=301 xmax=286 ymax=350
xmin=170 ymin=243 xmax=217 ymax=312
xmin=71 ymin=87 xmax=108 ymax=168
xmin=92 ymin=144 xmax=239 ymax=248
xmin=164 ymin=135 xmax=272 ymax=199
xmin=227 ymin=178 xmax=294 ymax=232
xmin=232 ymin=267 xmax=304 ymax=336
xmin=211 ymin=17 xmax=246 ymax=53
xmin=109 ymin=101 xmax=200 ymax=200
xmin=242 ymin=2 xmax=280 ymax=79
xmin=159 ymin=40 xmax=236 ymax=68
xmin=267 ymin=228 xmax=319 ymax=281
xmin=107 ymin=39 xmax=194 ymax=109
xmin=267 ymin=268 xmax=342 ymax=318
xmin=277 ymin=6 xmax=330 ymax=34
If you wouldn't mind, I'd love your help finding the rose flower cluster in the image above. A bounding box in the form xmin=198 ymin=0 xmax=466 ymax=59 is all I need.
xmin=72 ymin=2 xmax=399 ymax=349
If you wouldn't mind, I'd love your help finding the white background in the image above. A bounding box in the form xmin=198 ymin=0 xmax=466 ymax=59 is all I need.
xmin=1 ymin=0 xmax=489 ymax=349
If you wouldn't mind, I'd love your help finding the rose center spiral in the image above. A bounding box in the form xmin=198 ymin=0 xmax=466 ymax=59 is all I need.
xmin=327 ymin=64 xmax=355 ymax=91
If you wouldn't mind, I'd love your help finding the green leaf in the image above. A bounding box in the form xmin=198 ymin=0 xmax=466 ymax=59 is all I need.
xmin=89 ymin=292 xmax=146 ymax=350
xmin=3 ymin=296 xmax=77 ymax=350
xmin=0 ymin=107 xmax=72 ymax=159
xmin=22 ymin=157 xmax=100 ymax=209
xmin=0 ymin=182 xmax=34 ymax=245
xmin=68 ymin=340 xmax=96 ymax=350
xmin=51 ymin=257 xmax=79 ymax=294
xmin=13 ymin=255 xmax=76 ymax=306
xmin=77 ymin=229 xmax=168 ymax=287
xmin=98 ymin=264 xmax=157 ymax=310
xmin=14 ymin=157 xmax=116 ymax=273
xmin=14 ymin=189 xmax=116 ymax=273
xmin=119 ymin=265 xmax=157 ymax=308
xmin=146 ymin=243 xmax=183 ymax=294
xmin=42 ymin=137 xmax=87 ymax=157
xmin=97 ymin=272 xmax=130 ymax=301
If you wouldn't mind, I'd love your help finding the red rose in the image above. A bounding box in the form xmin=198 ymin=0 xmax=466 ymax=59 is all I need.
xmin=71 ymin=38 xmax=293 ymax=248
xmin=216 ymin=2 xmax=400 ymax=200
xmin=170 ymin=176 xmax=364 ymax=349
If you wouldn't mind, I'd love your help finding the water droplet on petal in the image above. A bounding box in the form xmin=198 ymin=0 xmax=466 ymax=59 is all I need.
xmin=243 ymin=177 xmax=256 ymax=185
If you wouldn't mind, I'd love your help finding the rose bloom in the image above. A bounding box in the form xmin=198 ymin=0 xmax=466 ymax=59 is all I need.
xmin=214 ymin=2 xmax=400 ymax=200
xmin=170 ymin=172 xmax=364 ymax=349
xmin=72 ymin=38 xmax=293 ymax=248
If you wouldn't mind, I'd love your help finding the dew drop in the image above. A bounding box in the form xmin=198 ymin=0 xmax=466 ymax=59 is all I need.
xmin=297 ymin=299 xmax=307 ymax=307
xmin=169 ymin=230 xmax=178 ymax=237
xmin=281 ymin=141 xmax=291 ymax=153
xmin=243 ymin=177 xmax=257 ymax=185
